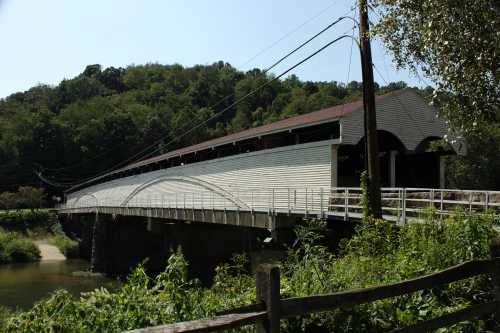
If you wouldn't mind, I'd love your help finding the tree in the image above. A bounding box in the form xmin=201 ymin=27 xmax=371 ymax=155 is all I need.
xmin=0 ymin=191 xmax=18 ymax=211
xmin=445 ymin=124 xmax=500 ymax=190
xmin=0 ymin=61 xmax=405 ymax=193
xmin=17 ymin=186 xmax=45 ymax=210
xmin=373 ymin=0 xmax=499 ymax=133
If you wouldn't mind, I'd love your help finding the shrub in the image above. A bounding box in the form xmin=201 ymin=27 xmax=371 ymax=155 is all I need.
xmin=0 ymin=230 xmax=40 ymax=263
xmin=0 ymin=209 xmax=53 ymax=234
xmin=2 ymin=211 xmax=497 ymax=332
xmin=48 ymin=234 xmax=79 ymax=258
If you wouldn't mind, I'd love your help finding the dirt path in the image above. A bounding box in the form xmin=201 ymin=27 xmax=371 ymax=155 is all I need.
xmin=34 ymin=240 xmax=66 ymax=261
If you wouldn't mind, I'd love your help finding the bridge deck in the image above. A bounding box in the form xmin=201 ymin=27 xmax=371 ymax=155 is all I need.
xmin=57 ymin=188 xmax=500 ymax=229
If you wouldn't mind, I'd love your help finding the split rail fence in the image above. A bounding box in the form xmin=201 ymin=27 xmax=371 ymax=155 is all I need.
xmin=124 ymin=237 xmax=500 ymax=333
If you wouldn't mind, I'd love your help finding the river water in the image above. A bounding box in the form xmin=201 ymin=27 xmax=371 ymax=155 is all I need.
xmin=0 ymin=259 xmax=116 ymax=310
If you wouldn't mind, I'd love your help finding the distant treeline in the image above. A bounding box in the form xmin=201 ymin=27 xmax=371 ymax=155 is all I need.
xmin=0 ymin=62 xmax=408 ymax=193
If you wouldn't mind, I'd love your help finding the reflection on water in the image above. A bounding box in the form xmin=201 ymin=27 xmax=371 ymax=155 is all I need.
xmin=0 ymin=259 xmax=117 ymax=310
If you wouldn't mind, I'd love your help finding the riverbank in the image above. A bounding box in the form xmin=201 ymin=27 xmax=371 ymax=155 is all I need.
xmin=0 ymin=209 xmax=79 ymax=263
xmin=1 ymin=210 xmax=497 ymax=332
xmin=34 ymin=240 xmax=65 ymax=261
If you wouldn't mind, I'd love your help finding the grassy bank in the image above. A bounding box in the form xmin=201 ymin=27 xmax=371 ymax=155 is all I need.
xmin=48 ymin=234 xmax=79 ymax=258
xmin=0 ymin=209 xmax=80 ymax=261
xmin=1 ymin=210 xmax=497 ymax=332
xmin=0 ymin=230 xmax=40 ymax=264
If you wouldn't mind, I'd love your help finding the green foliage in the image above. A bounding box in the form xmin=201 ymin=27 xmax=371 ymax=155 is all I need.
xmin=0 ymin=305 xmax=13 ymax=332
xmin=16 ymin=186 xmax=45 ymax=210
xmin=0 ymin=192 xmax=18 ymax=211
xmin=0 ymin=230 xmax=40 ymax=264
xmin=373 ymin=0 xmax=499 ymax=133
xmin=2 ymin=211 xmax=497 ymax=332
xmin=48 ymin=234 xmax=79 ymax=258
xmin=446 ymin=124 xmax=500 ymax=190
xmin=360 ymin=170 xmax=371 ymax=218
xmin=0 ymin=187 xmax=45 ymax=211
xmin=373 ymin=0 xmax=500 ymax=190
xmin=0 ymin=62 xmax=404 ymax=191
xmin=0 ymin=209 xmax=55 ymax=235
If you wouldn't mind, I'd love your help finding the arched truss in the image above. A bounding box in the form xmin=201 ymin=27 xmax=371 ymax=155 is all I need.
xmin=72 ymin=193 xmax=99 ymax=208
xmin=355 ymin=129 xmax=409 ymax=152
xmin=120 ymin=175 xmax=251 ymax=209
xmin=414 ymin=136 xmax=457 ymax=154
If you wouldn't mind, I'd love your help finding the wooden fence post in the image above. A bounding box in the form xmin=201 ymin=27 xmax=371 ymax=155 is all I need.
xmin=489 ymin=237 xmax=500 ymax=328
xmin=256 ymin=264 xmax=280 ymax=333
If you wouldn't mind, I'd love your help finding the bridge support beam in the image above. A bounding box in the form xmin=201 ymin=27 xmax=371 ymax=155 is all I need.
xmin=90 ymin=213 xmax=115 ymax=273
xmin=81 ymin=214 xmax=270 ymax=280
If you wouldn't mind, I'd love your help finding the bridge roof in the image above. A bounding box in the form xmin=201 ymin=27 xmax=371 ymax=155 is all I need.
xmin=127 ymin=91 xmax=397 ymax=169
xmin=67 ymin=90 xmax=399 ymax=192
xmin=130 ymin=102 xmax=354 ymax=167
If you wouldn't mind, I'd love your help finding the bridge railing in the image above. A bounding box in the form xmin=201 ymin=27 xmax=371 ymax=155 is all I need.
xmin=330 ymin=188 xmax=500 ymax=222
xmin=57 ymin=187 xmax=500 ymax=222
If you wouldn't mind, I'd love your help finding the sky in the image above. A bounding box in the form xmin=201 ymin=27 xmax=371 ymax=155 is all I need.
xmin=0 ymin=0 xmax=426 ymax=99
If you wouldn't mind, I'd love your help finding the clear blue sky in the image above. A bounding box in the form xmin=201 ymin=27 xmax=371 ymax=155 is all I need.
xmin=0 ymin=0 xmax=425 ymax=99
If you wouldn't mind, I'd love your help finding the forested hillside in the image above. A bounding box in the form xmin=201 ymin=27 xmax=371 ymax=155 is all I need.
xmin=0 ymin=62 xmax=406 ymax=193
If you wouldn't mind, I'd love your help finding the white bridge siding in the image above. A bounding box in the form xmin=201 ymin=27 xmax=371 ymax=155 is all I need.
xmin=67 ymin=140 xmax=338 ymax=211
xmin=340 ymin=89 xmax=464 ymax=154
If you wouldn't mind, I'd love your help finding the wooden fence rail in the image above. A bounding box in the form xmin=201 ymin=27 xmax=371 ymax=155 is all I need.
xmin=123 ymin=238 xmax=500 ymax=333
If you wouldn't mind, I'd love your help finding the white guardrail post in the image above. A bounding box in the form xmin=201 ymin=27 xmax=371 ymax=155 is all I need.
xmin=402 ymin=188 xmax=407 ymax=223
xmin=344 ymin=188 xmax=349 ymax=221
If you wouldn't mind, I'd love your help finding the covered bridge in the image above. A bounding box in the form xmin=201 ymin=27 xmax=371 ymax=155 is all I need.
xmin=64 ymin=88 xmax=462 ymax=213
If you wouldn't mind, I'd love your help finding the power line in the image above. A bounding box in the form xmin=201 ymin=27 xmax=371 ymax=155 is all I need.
xmin=44 ymin=16 xmax=358 ymax=186
xmin=339 ymin=25 xmax=357 ymax=119
xmin=42 ymin=16 xmax=356 ymax=179
xmin=40 ymin=9 xmax=357 ymax=178
xmin=239 ymin=1 xmax=339 ymax=69
xmin=106 ymin=17 xmax=357 ymax=170
xmin=114 ymin=17 xmax=357 ymax=171
xmin=264 ymin=15 xmax=358 ymax=74
xmin=67 ymin=34 xmax=355 ymax=191
xmin=131 ymin=34 xmax=356 ymax=165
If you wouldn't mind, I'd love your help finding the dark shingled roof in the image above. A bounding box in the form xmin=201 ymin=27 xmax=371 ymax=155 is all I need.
xmin=68 ymin=90 xmax=398 ymax=192
xmin=128 ymin=98 xmax=362 ymax=169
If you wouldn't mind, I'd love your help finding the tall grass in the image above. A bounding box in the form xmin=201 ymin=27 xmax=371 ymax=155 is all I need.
xmin=2 ymin=210 xmax=497 ymax=332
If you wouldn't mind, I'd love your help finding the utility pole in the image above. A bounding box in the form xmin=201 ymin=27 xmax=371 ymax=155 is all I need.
xmin=358 ymin=0 xmax=382 ymax=217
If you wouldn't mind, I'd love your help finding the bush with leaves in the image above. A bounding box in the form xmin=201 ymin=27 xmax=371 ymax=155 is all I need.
xmin=0 ymin=230 xmax=40 ymax=264
xmin=3 ymin=211 xmax=497 ymax=332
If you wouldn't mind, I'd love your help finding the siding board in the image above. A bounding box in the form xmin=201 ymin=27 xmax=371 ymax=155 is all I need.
xmin=67 ymin=140 xmax=335 ymax=211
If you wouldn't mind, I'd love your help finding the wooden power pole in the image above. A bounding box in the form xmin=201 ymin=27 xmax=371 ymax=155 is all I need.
xmin=358 ymin=0 xmax=382 ymax=217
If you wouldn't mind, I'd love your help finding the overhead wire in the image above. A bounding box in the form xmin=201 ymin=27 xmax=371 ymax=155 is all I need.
xmin=39 ymin=4 xmax=340 ymax=174
xmin=129 ymin=33 xmax=358 ymax=165
xmin=86 ymin=16 xmax=356 ymax=176
xmin=67 ymin=33 xmax=356 ymax=191
xmin=263 ymin=15 xmax=359 ymax=74
xmin=43 ymin=15 xmax=358 ymax=188
xmin=239 ymin=1 xmax=339 ymax=69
